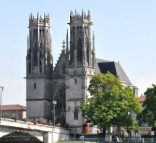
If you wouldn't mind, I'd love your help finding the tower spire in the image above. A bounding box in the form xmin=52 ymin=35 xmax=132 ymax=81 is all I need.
xmin=66 ymin=29 xmax=69 ymax=53
xmin=88 ymin=10 xmax=90 ymax=19
xmin=66 ymin=29 xmax=69 ymax=64
xmin=27 ymin=35 xmax=30 ymax=50
xmin=75 ymin=9 xmax=77 ymax=15
xmin=70 ymin=11 xmax=73 ymax=16
xmin=37 ymin=13 xmax=39 ymax=19
xmin=82 ymin=9 xmax=84 ymax=19
xmin=92 ymin=32 xmax=95 ymax=67
xmin=62 ymin=40 xmax=65 ymax=51
xmin=93 ymin=32 xmax=95 ymax=51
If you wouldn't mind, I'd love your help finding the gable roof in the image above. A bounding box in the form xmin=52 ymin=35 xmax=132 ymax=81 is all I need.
xmin=96 ymin=59 xmax=132 ymax=86
xmin=96 ymin=58 xmax=109 ymax=74
xmin=1 ymin=104 xmax=26 ymax=111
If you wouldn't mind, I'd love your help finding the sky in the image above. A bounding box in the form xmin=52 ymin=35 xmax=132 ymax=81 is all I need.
xmin=0 ymin=0 xmax=156 ymax=105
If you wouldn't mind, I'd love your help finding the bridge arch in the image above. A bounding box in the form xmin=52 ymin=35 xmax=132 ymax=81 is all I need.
xmin=0 ymin=131 xmax=43 ymax=143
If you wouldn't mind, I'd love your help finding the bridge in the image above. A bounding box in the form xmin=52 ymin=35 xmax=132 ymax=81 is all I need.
xmin=0 ymin=118 xmax=69 ymax=143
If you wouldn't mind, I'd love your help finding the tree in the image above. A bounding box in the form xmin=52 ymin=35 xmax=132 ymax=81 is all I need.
xmin=138 ymin=84 xmax=156 ymax=126
xmin=81 ymin=72 xmax=141 ymax=133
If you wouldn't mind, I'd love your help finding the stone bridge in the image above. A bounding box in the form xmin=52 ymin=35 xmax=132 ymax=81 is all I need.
xmin=0 ymin=118 xmax=69 ymax=143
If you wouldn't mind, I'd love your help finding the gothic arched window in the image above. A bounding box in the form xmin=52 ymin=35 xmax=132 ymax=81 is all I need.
xmin=77 ymin=38 xmax=82 ymax=61
xmin=40 ymin=42 xmax=42 ymax=48
xmin=34 ymin=83 xmax=37 ymax=89
xmin=72 ymin=27 xmax=75 ymax=37
xmin=39 ymin=60 xmax=42 ymax=73
xmin=86 ymin=39 xmax=89 ymax=65
xmin=33 ymin=29 xmax=37 ymax=41
xmin=29 ymin=62 xmax=31 ymax=74
xmin=34 ymin=48 xmax=38 ymax=66
xmin=74 ymin=108 xmax=78 ymax=120
xmin=33 ymin=29 xmax=35 ymax=40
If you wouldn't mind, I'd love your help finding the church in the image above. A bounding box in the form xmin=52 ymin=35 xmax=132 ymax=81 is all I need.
xmin=26 ymin=11 xmax=137 ymax=135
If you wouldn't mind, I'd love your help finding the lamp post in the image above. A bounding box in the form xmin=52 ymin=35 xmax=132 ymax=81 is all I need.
xmin=52 ymin=100 xmax=57 ymax=126
xmin=0 ymin=86 xmax=4 ymax=124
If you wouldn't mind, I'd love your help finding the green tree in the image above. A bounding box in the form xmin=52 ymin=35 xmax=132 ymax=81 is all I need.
xmin=138 ymin=84 xmax=156 ymax=126
xmin=81 ymin=72 xmax=141 ymax=132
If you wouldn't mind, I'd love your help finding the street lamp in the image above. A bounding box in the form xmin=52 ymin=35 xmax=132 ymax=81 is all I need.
xmin=52 ymin=100 xmax=57 ymax=126
xmin=0 ymin=86 xmax=4 ymax=124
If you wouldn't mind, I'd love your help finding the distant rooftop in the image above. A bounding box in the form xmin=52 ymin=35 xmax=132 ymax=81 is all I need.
xmin=1 ymin=104 xmax=26 ymax=111
xmin=138 ymin=95 xmax=146 ymax=103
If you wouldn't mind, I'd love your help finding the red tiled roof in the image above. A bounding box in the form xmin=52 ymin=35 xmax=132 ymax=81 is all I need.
xmin=138 ymin=95 xmax=146 ymax=102
xmin=1 ymin=104 xmax=26 ymax=111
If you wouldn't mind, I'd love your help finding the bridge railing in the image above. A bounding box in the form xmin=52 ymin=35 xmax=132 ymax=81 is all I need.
xmin=0 ymin=118 xmax=69 ymax=134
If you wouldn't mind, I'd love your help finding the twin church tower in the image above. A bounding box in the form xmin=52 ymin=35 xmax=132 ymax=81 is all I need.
xmin=26 ymin=11 xmax=95 ymax=134
xmin=26 ymin=11 xmax=137 ymax=135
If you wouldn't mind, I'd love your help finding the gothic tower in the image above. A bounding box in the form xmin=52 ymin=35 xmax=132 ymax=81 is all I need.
xmin=66 ymin=11 xmax=95 ymax=134
xmin=26 ymin=14 xmax=53 ymax=121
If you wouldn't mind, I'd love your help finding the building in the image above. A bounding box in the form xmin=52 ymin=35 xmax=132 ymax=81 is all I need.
xmin=1 ymin=104 xmax=26 ymax=120
xmin=138 ymin=95 xmax=146 ymax=106
xmin=26 ymin=11 xmax=137 ymax=135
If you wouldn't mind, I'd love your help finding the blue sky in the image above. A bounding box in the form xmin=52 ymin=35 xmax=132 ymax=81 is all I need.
xmin=0 ymin=0 xmax=156 ymax=105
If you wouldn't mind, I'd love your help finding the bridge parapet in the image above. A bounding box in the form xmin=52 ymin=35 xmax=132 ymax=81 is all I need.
xmin=0 ymin=118 xmax=69 ymax=143
xmin=1 ymin=118 xmax=68 ymax=133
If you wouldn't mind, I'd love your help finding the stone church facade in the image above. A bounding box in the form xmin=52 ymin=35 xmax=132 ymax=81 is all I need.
xmin=26 ymin=11 xmax=137 ymax=135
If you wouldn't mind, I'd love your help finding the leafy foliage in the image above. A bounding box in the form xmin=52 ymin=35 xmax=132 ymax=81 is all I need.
xmin=81 ymin=72 xmax=141 ymax=131
xmin=138 ymin=84 xmax=156 ymax=126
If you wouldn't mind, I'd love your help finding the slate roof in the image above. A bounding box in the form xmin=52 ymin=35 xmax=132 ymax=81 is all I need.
xmin=96 ymin=58 xmax=132 ymax=86
xmin=1 ymin=104 xmax=26 ymax=111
